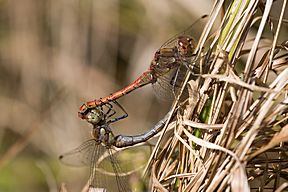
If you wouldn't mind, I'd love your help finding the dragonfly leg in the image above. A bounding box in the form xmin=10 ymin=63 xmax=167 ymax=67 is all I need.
xmin=106 ymin=101 xmax=128 ymax=124
xmin=105 ymin=102 xmax=116 ymax=119
xmin=105 ymin=102 xmax=113 ymax=114
xmin=113 ymin=111 xmax=172 ymax=148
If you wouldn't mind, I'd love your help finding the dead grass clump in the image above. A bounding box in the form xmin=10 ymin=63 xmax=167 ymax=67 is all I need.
xmin=147 ymin=1 xmax=288 ymax=191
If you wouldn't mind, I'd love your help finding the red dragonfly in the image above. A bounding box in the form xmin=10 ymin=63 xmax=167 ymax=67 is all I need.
xmin=78 ymin=15 xmax=207 ymax=120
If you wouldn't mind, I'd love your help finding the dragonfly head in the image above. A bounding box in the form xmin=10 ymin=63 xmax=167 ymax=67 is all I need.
xmin=82 ymin=108 xmax=104 ymax=125
xmin=177 ymin=36 xmax=196 ymax=57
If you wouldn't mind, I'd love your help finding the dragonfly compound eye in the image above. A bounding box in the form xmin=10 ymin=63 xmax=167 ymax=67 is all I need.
xmin=86 ymin=109 xmax=103 ymax=125
xmin=177 ymin=36 xmax=195 ymax=57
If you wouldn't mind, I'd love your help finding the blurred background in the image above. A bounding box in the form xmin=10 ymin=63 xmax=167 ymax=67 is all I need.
xmin=0 ymin=0 xmax=212 ymax=191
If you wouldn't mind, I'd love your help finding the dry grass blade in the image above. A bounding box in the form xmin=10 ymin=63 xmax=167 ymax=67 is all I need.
xmin=248 ymin=123 xmax=288 ymax=161
xmin=147 ymin=0 xmax=288 ymax=191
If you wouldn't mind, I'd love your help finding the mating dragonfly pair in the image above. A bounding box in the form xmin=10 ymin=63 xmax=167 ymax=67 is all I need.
xmin=60 ymin=16 xmax=207 ymax=191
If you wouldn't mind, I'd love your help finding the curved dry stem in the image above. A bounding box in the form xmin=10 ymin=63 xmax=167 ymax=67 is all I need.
xmin=147 ymin=0 xmax=288 ymax=191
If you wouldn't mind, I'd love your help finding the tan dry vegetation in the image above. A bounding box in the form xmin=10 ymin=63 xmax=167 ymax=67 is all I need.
xmin=146 ymin=0 xmax=288 ymax=192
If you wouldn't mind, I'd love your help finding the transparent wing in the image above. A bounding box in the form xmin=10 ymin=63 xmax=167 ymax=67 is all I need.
xmin=89 ymin=147 xmax=132 ymax=192
xmin=94 ymin=144 xmax=152 ymax=191
xmin=152 ymin=64 xmax=188 ymax=101
xmin=59 ymin=139 xmax=104 ymax=167
xmin=160 ymin=15 xmax=208 ymax=49
xmin=59 ymin=140 xmax=130 ymax=191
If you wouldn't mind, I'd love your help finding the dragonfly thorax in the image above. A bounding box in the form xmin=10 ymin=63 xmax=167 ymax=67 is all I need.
xmin=92 ymin=126 xmax=115 ymax=146
xmin=150 ymin=48 xmax=179 ymax=79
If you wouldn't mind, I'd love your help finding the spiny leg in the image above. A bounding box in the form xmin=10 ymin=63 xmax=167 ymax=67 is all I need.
xmin=106 ymin=101 xmax=128 ymax=124
xmin=105 ymin=102 xmax=116 ymax=119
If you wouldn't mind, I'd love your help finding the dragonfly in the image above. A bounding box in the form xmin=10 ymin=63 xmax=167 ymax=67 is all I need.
xmin=59 ymin=101 xmax=130 ymax=191
xmin=78 ymin=15 xmax=208 ymax=120
xmin=59 ymin=101 xmax=169 ymax=191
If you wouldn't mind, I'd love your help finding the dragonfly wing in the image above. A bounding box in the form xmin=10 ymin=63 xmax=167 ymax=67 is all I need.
xmin=160 ymin=15 xmax=208 ymax=49
xmin=89 ymin=147 xmax=131 ymax=192
xmin=95 ymin=145 xmax=152 ymax=191
xmin=108 ymin=150 xmax=131 ymax=192
xmin=59 ymin=139 xmax=104 ymax=166
xmin=152 ymin=64 xmax=188 ymax=101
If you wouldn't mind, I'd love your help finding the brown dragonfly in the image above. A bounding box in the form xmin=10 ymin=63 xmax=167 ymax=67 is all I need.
xmin=78 ymin=15 xmax=208 ymax=120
